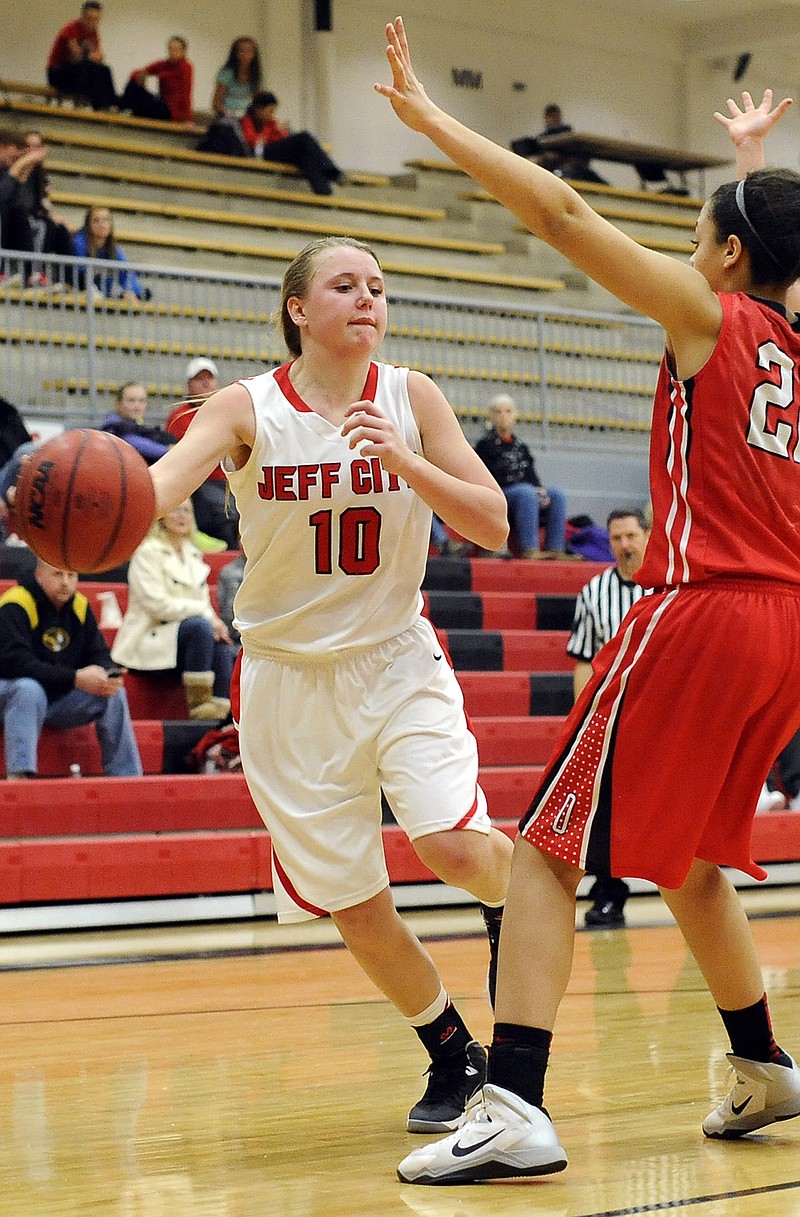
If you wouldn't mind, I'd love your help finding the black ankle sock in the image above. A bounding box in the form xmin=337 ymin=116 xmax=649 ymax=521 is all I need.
xmin=488 ymin=1022 xmax=552 ymax=1107
xmin=718 ymin=995 xmax=790 ymax=1065
xmin=414 ymin=1000 xmax=471 ymax=1061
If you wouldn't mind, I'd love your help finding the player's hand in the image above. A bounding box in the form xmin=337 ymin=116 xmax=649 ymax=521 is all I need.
xmin=75 ymin=665 xmax=123 ymax=697
xmin=374 ymin=17 xmax=439 ymax=134
xmin=341 ymin=399 xmax=410 ymax=476
xmin=713 ymin=89 xmax=792 ymax=146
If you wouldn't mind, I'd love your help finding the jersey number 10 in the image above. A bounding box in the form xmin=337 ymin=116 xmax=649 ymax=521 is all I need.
xmin=310 ymin=506 xmax=382 ymax=575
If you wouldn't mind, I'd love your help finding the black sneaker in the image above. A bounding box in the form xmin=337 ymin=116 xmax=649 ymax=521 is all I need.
xmin=584 ymin=900 xmax=626 ymax=928
xmin=407 ymin=1040 xmax=487 ymax=1133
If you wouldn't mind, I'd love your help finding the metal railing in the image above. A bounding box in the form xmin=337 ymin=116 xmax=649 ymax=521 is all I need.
xmin=1 ymin=251 xmax=661 ymax=451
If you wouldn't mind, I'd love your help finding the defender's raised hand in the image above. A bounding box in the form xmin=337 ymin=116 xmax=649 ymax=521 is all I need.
xmin=714 ymin=88 xmax=792 ymax=147
xmin=374 ymin=16 xmax=439 ymax=133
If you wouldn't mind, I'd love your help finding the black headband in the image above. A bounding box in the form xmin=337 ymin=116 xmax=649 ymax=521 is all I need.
xmin=735 ymin=179 xmax=783 ymax=271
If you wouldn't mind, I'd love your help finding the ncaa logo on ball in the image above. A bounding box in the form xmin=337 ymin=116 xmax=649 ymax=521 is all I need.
xmin=26 ymin=459 xmax=61 ymax=532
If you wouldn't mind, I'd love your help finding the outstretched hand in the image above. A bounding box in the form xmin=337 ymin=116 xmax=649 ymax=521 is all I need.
xmin=713 ymin=89 xmax=792 ymax=146
xmin=373 ymin=16 xmax=438 ymax=133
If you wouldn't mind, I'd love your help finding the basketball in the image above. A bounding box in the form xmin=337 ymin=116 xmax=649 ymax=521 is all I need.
xmin=14 ymin=429 xmax=156 ymax=573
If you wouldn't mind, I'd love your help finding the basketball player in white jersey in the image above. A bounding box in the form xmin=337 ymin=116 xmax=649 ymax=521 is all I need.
xmin=149 ymin=236 xmax=513 ymax=1135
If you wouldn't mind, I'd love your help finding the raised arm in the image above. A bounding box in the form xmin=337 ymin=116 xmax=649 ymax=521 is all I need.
xmin=375 ymin=18 xmax=721 ymax=351
xmin=713 ymin=88 xmax=793 ymax=178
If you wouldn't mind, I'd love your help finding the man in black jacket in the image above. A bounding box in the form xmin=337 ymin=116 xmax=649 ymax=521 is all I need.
xmin=0 ymin=561 xmax=142 ymax=778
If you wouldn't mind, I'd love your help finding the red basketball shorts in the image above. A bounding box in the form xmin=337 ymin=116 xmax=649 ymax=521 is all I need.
xmin=520 ymin=579 xmax=800 ymax=888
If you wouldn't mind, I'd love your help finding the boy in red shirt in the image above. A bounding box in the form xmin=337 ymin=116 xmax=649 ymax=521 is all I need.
xmin=123 ymin=36 xmax=194 ymax=124
xmin=46 ymin=1 xmax=118 ymax=111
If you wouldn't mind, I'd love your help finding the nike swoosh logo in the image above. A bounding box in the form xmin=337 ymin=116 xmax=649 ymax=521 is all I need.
xmin=433 ymin=653 xmax=443 ymax=661
xmin=451 ymin=1130 xmax=504 ymax=1158
xmin=731 ymin=1095 xmax=753 ymax=1116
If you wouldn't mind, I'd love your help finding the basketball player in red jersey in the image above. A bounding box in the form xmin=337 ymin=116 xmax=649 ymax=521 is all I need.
xmin=147 ymin=234 xmax=513 ymax=1137
xmin=377 ymin=19 xmax=800 ymax=1184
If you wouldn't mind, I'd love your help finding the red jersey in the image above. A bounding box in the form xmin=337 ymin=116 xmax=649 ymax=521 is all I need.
xmin=166 ymin=400 xmax=225 ymax=480
xmin=239 ymin=114 xmax=289 ymax=150
xmin=637 ymin=292 xmax=800 ymax=589
xmin=140 ymin=57 xmax=193 ymax=123
xmin=48 ymin=19 xmax=99 ymax=69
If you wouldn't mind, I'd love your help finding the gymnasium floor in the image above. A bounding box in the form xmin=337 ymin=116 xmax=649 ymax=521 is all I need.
xmin=0 ymin=889 xmax=798 ymax=1216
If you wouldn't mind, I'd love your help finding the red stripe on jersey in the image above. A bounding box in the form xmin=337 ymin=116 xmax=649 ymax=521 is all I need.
xmin=230 ymin=649 xmax=242 ymax=726
xmin=453 ymin=790 xmax=480 ymax=830
xmin=274 ymin=360 xmax=380 ymax=413
xmin=664 ymin=378 xmax=692 ymax=584
xmin=272 ymin=850 xmax=329 ymax=918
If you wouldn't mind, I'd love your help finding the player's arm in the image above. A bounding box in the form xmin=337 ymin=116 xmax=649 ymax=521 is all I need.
xmin=713 ymin=89 xmax=792 ymax=177
xmin=376 ymin=18 xmax=721 ymax=358
xmin=341 ymin=373 xmax=508 ymax=550
xmin=150 ymin=383 xmax=255 ymax=517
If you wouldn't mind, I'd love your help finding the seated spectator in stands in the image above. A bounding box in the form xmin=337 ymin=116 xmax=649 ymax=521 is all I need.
xmin=101 ymin=382 xmax=175 ymax=465
xmin=0 ymin=400 xmax=33 ymax=542
xmin=212 ymin=36 xmax=262 ymax=119
xmin=46 ymin=1 xmax=119 ymax=112
xmin=511 ymin=103 xmax=606 ymax=184
xmin=0 ymin=559 xmax=142 ymax=779
xmin=474 ymin=393 xmax=571 ymax=558
xmin=111 ymin=501 xmax=237 ymax=720
xmin=240 ymin=92 xmax=342 ymax=195
xmin=72 ymin=205 xmax=150 ymax=301
xmin=0 ymin=128 xmax=47 ymax=271
xmin=757 ymin=725 xmax=800 ymax=814
xmin=121 ymin=36 xmax=194 ymax=124
xmin=216 ymin=550 xmax=245 ymax=646
xmin=18 ymin=131 xmax=73 ymax=284
xmin=197 ymin=37 xmax=263 ymax=157
xmin=166 ymin=359 xmax=240 ymax=549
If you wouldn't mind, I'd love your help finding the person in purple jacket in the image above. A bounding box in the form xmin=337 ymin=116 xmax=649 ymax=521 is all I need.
xmin=100 ymin=382 xmax=176 ymax=465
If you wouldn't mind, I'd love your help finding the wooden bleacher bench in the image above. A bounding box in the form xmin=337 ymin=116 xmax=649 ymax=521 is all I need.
xmin=532 ymin=130 xmax=730 ymax=191
xmin=46 ymin=158 xmax=448 ymax=222
xmin=49 ymin=188 xmax=507 ymax=257
xmin=0 ymin=78 xmax=59 ymax=102
xmin=107 ymin=226 xmax=566 ymax=292
xmin=462 ymin=181 xmax=704 ymax=212
xmin=0 ymin=93 xmax=204 ymax=137
xmin=36 ymin=128 xmax=391 ymax=188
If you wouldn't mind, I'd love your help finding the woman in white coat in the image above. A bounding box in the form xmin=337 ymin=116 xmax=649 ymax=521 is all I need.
xmin=112 ymin=501 xmax=236 ymax=719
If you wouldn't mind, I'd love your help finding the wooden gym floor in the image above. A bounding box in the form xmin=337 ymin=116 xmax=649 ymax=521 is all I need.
xmin=0 ymin=889 xmax=798 ymax=1216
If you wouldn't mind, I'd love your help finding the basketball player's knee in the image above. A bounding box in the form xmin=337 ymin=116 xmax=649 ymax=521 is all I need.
xmin=413 ymin=829 xmax=488 ymax=886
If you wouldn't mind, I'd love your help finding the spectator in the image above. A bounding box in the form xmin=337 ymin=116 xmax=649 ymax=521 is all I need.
xmin=121 ymin=36 xmax=194 ymax=124
xmin=240 ymin=92 xmax=343 ymax=195
xmin=474 ymin=393 xmax=571 ymax=558
xmin=100 ymin=382 xmax=175 ymax=466
xmin=111 ymin=501 xmax=236 ymax=720
xmin=72 ymin=205 xmax=150 ymax=301
xmin=46 ymin=1 xmax=119 ymax=112
xmin=166 ymin=358 xmax=239 ymax=549
xmin=17 ymin=131 xmax=73 ymax=285
xmin=0 ymin=559 xmax=142 ymax=779
xmin=430 ymin=514 xmax=471 ymax=557
xmin=511 ymin=103 xmax=606 ymax=184
xmin=216 ymin=550 xmax=245 ymax=646
xmin=0 ymin=128 xmax=47 ymax=268
xmin=566 ymin=507 xmax=651 ymax=927
xmin=211 ymin=36 xmax=262 ymax=119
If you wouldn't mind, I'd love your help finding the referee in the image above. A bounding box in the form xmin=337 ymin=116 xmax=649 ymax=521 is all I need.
xmin=567 ymin=507 xmax=650 ymax=927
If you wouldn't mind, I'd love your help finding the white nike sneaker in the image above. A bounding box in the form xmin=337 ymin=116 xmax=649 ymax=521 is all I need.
xmin=397 ymin=1084 xmax=568 ymax=1184
xmin=703 ymin=1053 xmax=800 ymax=1138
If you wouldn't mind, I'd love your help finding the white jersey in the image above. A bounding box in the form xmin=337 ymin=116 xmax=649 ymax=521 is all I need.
xmin=226 ymin=360 xmax=431 ymax=656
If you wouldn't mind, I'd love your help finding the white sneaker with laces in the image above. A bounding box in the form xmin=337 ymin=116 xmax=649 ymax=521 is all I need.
xmin=703 ymin=1053 xmax=800 ymax=1138
xmin=397 ymin=1084 xmax=567 ymax=1184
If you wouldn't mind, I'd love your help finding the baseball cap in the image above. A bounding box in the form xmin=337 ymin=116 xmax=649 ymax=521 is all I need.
xmin=186 ymin=357 xmax=219 ymax=381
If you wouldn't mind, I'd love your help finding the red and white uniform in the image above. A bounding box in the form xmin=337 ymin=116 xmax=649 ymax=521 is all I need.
xmin=227 ymin=361 xmax=490 ymax=921
xmin=521 ymin=294 xmax=800 ymax=888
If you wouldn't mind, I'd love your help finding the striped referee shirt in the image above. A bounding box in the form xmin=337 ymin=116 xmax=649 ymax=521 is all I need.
xmin=566 ymin=566 xmax=648 ymax=662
